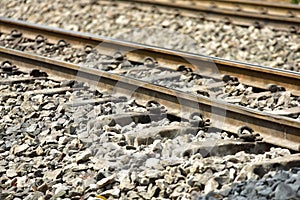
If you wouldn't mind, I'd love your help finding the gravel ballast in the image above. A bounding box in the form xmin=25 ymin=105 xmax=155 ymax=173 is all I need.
xmin=0 ymin=63 xmax=299 ymax=199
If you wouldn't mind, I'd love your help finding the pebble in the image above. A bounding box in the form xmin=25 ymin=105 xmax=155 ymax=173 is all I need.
xmin=145 ymin=158 xmax=160 ymax=169
xmin=96 ymin=174 xmax=115 ymax=189
xmin=17 ymin=176 xmax=27 ymax=188
xmin=274 ymin=183 xmax=296 ymax=199
xmin=12 ymin=144 xmax=29 ymax=155
xmin=204 ymin=178 xmax=219 ymax=194
xmin=6 ymin=168 xmax=17 ymax=178
xmin=26 ymin=124 xmax=37 ymax=133
xmin=75 ymin=149 xmax=92 ymax=163
xmin=101 ymin=187 xmax=120 ymax=198
xmin=43 ymin=169 xmax=62 ymax=181
xmin=35 ymin=146 xmax=44 ymax=156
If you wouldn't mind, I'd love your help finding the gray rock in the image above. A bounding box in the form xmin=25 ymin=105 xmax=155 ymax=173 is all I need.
xmin=0 ymin=166 xmax=6 ymax=174
xmin=170 ymin=184 xmax=188 ymax=198
xmin=145 ymin=169 xmax=162 ymax=180
xmin=35 ymin=146 xmax=44 ymax=156
xmin=6 ymin=168 xmax=17 ymax=178
xmin=26 ymin=124 xmax=37 ymax=133
xmin=96 ymin=174 xmax=115 ymax=189
xmin=127 ymin=191 xmax=140 ymax=199
xmin=194 ymin=170 xmax=213 ymax=186
xmin=234 ymin=196 xmax=248 ymax=200
xmin=274 ymin=183 xmax=296 ymax=199
xmin=76 ymin=149 xmax=92 ymax=163
xmin=43 ymin=103 xmax=56 ymax=110
xmin=12 ymin=144 xmax=29 ymax=155
xmin=145 ymin=158 xmax=160 ymax=169
xmin=118 ymin=171 xmax=134 ymax=190
xmin=219 ymin=185 xmax=231 ymax=197
xmin=156 ymin=179 xmax=168 ymax=191
xmin=258 ymin=187 xmax=272 ymax=196
xmin=24 ymin=191 xmax=44 ymax=200
xmin=52 ymin=190 xmax=66 ymax=199
xmin=101 ymin=187 xmax=120 ymax=198
xmin=43 ymin=168 xmax=63 ymax=181
xmin=87 ymin=183 xmax=97 ymax=191
xmin=58 ymin=136 xmax=68 ymax=145
xmin=204 ymin=178 xmax=219 ymax=194
xmin=53 ymin=183 xmax=69 ymax=197
xmin=17 ymin=175 xmax=27 ymax=188
xmin=72 ymin=164 xmax=89 ymax=172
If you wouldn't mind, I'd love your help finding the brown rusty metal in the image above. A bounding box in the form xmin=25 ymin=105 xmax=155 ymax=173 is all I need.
xmin=0 ymin=47 xmax=299 ymax=151
xmin=125 ymin=0 xmax=300 ymax=30
xmin=0 ymin=17 xmax=299 ymax=96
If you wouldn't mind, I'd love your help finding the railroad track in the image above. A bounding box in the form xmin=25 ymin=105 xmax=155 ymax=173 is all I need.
xmin=124 ymin=0 xmax=300 ymax=31
xmin=1 ymin=20 xmax=300 ymax=200
xmin=2 ymin=0 xmax=300 ymax=72
xmin=0 ymin=17 xmax=300 ymax=152
xmin=1 ymin=17 xmax=299 ymax=95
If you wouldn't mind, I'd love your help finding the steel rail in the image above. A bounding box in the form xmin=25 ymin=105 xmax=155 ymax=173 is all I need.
xmin=163 ymin=0 xmax=300 ymax=16
xmin=0 ymin=47 xmax=299 ymax=151
xmin=125 ymin=0 xmax=300 ymax=30
xmin=0 ymin=17 xmax=300 ymax=97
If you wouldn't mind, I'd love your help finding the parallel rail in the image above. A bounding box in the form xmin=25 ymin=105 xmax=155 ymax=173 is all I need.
xmin=0 ymin=18 xmax=300 ymax=150
xmin=125 ymin=0 xmax=300 ymax=30
xmin=0 ymin=17 xmax=299 ymax=96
